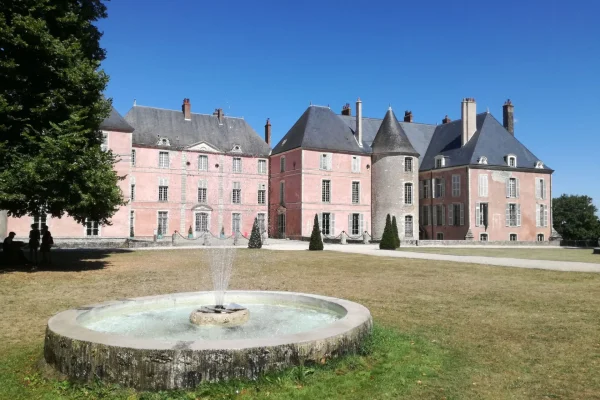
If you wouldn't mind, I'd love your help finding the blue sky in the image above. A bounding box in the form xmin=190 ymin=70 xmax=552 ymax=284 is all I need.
xmin=99 ymin=0 xmax=600 ymax=207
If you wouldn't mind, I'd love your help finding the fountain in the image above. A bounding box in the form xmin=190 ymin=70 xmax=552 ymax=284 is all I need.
xmin=43 ymin=245 xmax=372 ymax=391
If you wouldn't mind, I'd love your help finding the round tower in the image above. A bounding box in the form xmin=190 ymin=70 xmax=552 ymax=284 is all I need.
xmin=371 ymin=107 xmax=420 ymax=240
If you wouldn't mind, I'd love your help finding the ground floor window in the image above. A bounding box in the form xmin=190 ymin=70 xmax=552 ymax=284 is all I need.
xmin=537 ymin=233 xmax=545 ymax=242
xmin=350 ymin=213 xmax=360 ymax=236
xmin=277 ymin=213 xmax=286 ymax=238
xmin=85 ymin=220 xmax=99 ymax=237
xmin=510 ymin=233 xmax=517 ymax=241
xmin=480 ymin=233 xmax=488 ymax=242
xmin=157 ymin=212 xmax=168 ymax=236
xmin=195 ymin=212 xmax=209 ymax=232
xmin=33 ymin=213 xmax=47 ymax=230
xmin=436 ymin=232 xmax=444 ymax=240
xmin=232 ymin=213 xmax=241 ymax=235
xmin=322 ymin=213 xmax=331 ymax=235
xmin=405 ymin=215 xmax=413 ymax=237
xmin=129 ymin=211 xmax=134 ymax=237
xmin=257 ymin=213 xmax=266 ymax=234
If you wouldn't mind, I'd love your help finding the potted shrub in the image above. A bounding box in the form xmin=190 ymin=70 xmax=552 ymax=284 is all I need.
xmin=188 ymin=225 xmax=193 ymax=239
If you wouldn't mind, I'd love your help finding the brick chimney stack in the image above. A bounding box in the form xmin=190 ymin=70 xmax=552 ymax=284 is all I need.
xmin=442 ymin=115 xmax=451 ymax=124
xmin=213 ymin=108 xmax=224 ymax=123
xmin=182 ymin=98 xmax=191 ymax=121
xmin=404 ymin=111 xmax=413 ymax=123
xmin=503 ymin=99 xmax=514 ymax=135
xmin=341 ymin=103 xmax=351 ymax=116
xmin=265 ymin=118 xmax=271 ymax=145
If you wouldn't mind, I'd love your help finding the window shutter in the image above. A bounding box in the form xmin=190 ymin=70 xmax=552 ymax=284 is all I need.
xmin=348 ymin=214 xmax=352 ymax=234
xmin=131 ymin=176 xmax=136 ymax=185
xmin=457 ymin=175 xmax=461 ymax=196
xmin=360 ymin=214 xmax=364 ymax=234
xmin=517 ymin=204 xmax=522 ymax=227
xmin=541 ymin=179 xmax=546 ymax=200
xmin=433 ymin=206 xmax=437 ymax=226
xmin=536 ymin=205 xmax=540 ymax=227
xmin=505 ymin=204 xmax=510 ymax=227
xmin=505 ymin=179 xmax=510 ymax=198
xmin=484 ymin=176 xmax=488 ymax=197
xmin=419 ymin=181 xmax=424 ymax=199
xmin=328 ymin=154 xmax=332 ymax=170
xmin=516 ymin=178 xmax=520 ymax=198
xmin=544 ymin=206 xmax=549 ymax=227
xmin=419 ymin=206 xmax=423 ymax=222
xmin=318 ymin=214 xmax=323 ymax=233
xmin=448 ymin=205 xmax=453 ymax=226
xmin=535 ymin=179 xmax=541 ymax=199
xmin=441 ymin=205 xmax=446 ymax=226
xmin=475 ymin=203 xmax=480 ymax=227
xmin=460 ymin=203 xmax=465 ymax=226
xmin=331 ymin=213 xmax=335 ymax=235
xmin=427 ymin=206 xmax=431 ymax=226
xmin=441 ymin=178 xmax=446 ymax=197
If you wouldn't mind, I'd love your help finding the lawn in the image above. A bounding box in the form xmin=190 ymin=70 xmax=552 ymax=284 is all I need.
xmin=1 ymin=249 xmax=599 ymax=399
xmin=397 ymin=247 xmax=600 ymax=264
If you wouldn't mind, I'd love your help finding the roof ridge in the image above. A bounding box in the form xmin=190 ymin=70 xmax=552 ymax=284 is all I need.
xmin=132 ymin=105 xmax=245 ymax=119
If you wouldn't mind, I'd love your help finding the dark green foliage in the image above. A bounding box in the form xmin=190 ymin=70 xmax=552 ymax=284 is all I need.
xmin=309 ymin=214 xmax=323 ymax=250
xmin=248 ymin=217 xmax=262 ymax=249
xmin=391 ymin=216 xmax=400 ymax=248
xmin=380 ymin=214 xmax=396 ymax=250
xmin=0 ymin=0 xmax=125 ymax=225
xmin=553 ymin=194 xmax=600 ymax=240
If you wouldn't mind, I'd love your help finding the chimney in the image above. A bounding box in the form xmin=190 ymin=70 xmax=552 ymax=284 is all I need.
xmin=461 ymin=98 xmax=477 ymax=146
xmin=355 ymin=98 xmax=363 ymax=147
xmin=404 ymin=111 xmax=413 ymax=123
xmin=442 ymin=115 xmax=451 ymax=124
xmin=213 ymin=108 xmax=224 ymax=123
xmin=265 ymin=118 xmax=271 ymax=145
xmin=503 ymin=99 xmax=514 ymax=135
xmin=182 ymin=98 xmax=191 ymax=121
xmin=341 ymin=103 xmax=351 ymax=116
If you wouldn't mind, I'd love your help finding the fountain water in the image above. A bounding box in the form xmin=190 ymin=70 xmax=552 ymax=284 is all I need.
xmin=207 ymin=246 xmax=236 ymax=306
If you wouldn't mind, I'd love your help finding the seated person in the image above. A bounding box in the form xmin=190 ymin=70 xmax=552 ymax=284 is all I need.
xmin=2 ymin=232 xmax=27 ymax=265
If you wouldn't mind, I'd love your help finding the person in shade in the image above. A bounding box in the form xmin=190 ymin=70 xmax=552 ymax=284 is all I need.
xmin=3 ymin=232 xmax=27 ymax=265
xmin=40 ymin=224 xmax=54 ymax=264
xmin=29 ymin=223 xmax=41 ymax=269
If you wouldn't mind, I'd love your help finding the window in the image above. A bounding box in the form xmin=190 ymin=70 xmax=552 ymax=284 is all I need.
xmin=280 ymin=157 xmax=286 ymax=172
xmin=198 ymin=155 xmax=208 ymax=171
xmin=129 ymin=211 xmax=134 ymax=237
xmin=434 ymin=178 xmax=445 ymax=198
xmin=352 ymin=156 xmax=360 ymax=173
xmin=507 ymin=155 xmax=517 ymax=168
xmin=258 ymin=159 xmax=267 ymax=174
xmin=478 ymin=156 xmax=488 ymax=165
xmin=232 ymin=182 xmax=241 ymax=204
xmin=422 ymin=206 xmax=430 ymax=226
xmin=506 ymin=203 xmax=521 ymax=227
xmin=436 ymin=232 xmax=444 ymax=240
xmin=537 ymin=204 xmax=549 ymax=227
xmin=448 ymin=203 xmax=464 ymax=226
xmin=433 ymin=204 xmax=445 ymax=226
xmin=321 ymin=213 xmax=331 ymax=235
xmin=536 ymin=178 xmax=546 ymax=200
xmin=159 ymin=151 xmax=169 ymax=168
xmin=510 ymin=234 xmax=518 ymax=241
xmin=258 ymin=183 xmax=266 ymax=205
xmin=85 ymin=220 xmax=99 ymax=236
xmin=423 ymin=180 xmax=430 ymax=199
xmin=350 ymin=213 xmax=361 ymax=236
xmin=506 ymin=177 xmax=519 ymax=198
xmin=257 ymin=213 xmax=266 ymax=234
xmin=33 ymin=213 xmax=47 ymax=230
xmin=320 ymin=153 xmax=332 ymax=170
xmin=195 ymin=213 xmax=209 ymax=232
xmin=158 ymin=185 xmax=168 ymax=202
xmin=160 ymin=138 xmax=169 ymax=146
xmin=198 ymin=181 xmax=207 ymax=203
xmin=130 ymin=183 xmax=135 ymax=201
xmin=131 ymin=149 xmax=136 ymax=166
xmin=480 ymin=233 xmax=488 ymax=242
xmin=535 ymin=161 xmax=544 ymax=169
xmin=404 ymin=157 xmax=413 ymax=172
xmin=478 ymin=174 xmax=488 ymax=197
xmin=232 ymin=213 xmax=241 ymax=234
xmin=435 ymin=156 xmax=445 ymax=168
xmin=452 ymin=175 xmax=460 ymax=197
xmin=404 ymin=183 xmax=413 ymax=205
xmin=475 ymin=202 xmax=489 ymax=227
xmin=537 ymin=234 xmax=545 ymax=242
xmin=279 ymin=181 xmax=285 ymax=204
xmin=277 ymin=213 xmax=286 ymax=238
xmin=405 ymin=216 xmax=413 ymax=237
xmin=100 ymin=132 xmax=108 ymax=152
xmin=157 ymin=212 xmax=168 ymax=236
xmin=322 ymin=180 xmax=331 ymax=203
xmin=233 ymin=157 xmax=242 ymax=173
xmin=352 ymin=181 xmax=360 ymax=204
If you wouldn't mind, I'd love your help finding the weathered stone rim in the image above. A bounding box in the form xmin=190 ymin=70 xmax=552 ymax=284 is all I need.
xmin=47 ymin=290 xmax=371 ymax=351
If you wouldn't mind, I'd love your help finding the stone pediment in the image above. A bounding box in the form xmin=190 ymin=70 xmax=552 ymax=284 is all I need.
xmin=192 ymin=204 xmax=213 ymax=211
xmin=187 ymin=141 xmax=219 ymax=153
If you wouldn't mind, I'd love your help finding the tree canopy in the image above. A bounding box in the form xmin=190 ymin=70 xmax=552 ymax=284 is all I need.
xmin=0 ymin=0 xmax=125 ymax=225
xmin=553 ymin=194 xmax=600 ymax=240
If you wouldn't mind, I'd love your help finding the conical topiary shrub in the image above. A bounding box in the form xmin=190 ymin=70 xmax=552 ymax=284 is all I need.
xmin=379 ymin=214 xmax=396 ymax=250
xmin=392 ymin=215 xmax=400 ymax=248
xmin=309 ymin=214 xmax=324 ymax=251
xmin=248 ymin=217 xmax=262 ymax=249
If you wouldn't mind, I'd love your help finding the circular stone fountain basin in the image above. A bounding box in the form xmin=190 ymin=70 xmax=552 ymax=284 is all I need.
xmin=44 ymin=291 xmax=372 ymax=390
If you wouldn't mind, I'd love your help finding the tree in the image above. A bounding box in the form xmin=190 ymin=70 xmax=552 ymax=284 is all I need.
xmin=553 ymin=194 xmax=600 ymax=240
xmin=391 ymin=215 xmax=400 ymax=248
xmin=248 ymin=217 xmax=262 ymax=249
xmin=380 ymin=214 xmax=396 ymax=250
xmin=309 ymin=214 xmax=323 ymax=251
xmin=0 ymin=0 xmax=125 ymax=225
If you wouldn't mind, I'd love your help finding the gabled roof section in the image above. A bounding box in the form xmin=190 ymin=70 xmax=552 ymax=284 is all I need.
xmin=100 ymin=106 xmax=134 ymax=132
xmin=271 ymin=106 xmax=370 ymax=155
xmin=124 ymin=106 xmax=271 ymax=156
xmin=371 ymin=108 xmax=419 ymax=156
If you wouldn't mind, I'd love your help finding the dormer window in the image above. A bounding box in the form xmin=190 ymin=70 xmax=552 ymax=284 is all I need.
xmin=231 ymin=145 xmax=242 ymax=153
xmin=535 ymin=160 xmax=544 ymax=169
xmin=478 ymin=156 xmax=488 ymax=165
xmin=506 ymin=154 xmax=517 ymax=168
xmin=157 ymin=137 xmax=170 ymax=146
xmin=434 ymin=155 xmax=445 ymax=169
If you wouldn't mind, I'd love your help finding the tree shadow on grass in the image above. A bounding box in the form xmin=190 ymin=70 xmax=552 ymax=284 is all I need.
xmin=0 ymin=249 xmax=134 ymax=274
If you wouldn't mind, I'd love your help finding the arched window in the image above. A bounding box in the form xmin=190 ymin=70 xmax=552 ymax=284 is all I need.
xmin=478 ymin=156 xmax=488 ymax=165
xmin=506 ymin=154 xmax=517 ymax=168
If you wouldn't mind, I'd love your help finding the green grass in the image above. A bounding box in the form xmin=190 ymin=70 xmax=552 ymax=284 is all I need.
xmin=397 ymin=246 xmax=600 ymax=263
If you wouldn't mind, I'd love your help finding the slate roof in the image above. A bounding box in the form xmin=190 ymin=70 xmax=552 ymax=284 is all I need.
xmin=420 ymin=112 xmax=552 ymax=171
xmin=124 ymin=106 xmax=271 ymax=157
xmin=271 ymin=106 xmax=370 ymax=155
xmin=371 ymin=108 xmax=419 ymax=156
xmin=100 ymin=106 xmax=134 ymax=132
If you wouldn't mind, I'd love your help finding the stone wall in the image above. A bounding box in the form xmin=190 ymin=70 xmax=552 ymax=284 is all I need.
xmin=417 ymin=239 xmax=560 ymax=247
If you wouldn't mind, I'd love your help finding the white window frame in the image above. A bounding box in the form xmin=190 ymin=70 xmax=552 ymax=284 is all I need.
xmin=478 ymin=174 xmax=488 ymax=197
xmin=257 ymin=213 xmax=266 ymax=234
xmin=232 ymin=182 xmax=242 ymax=204
xmin=351 ymin=156 xmax=360 ymax=173
xmin=423 ymin=180 xmax=430 ymax=199
xmin=231 ymin=212 xmax=241 ymax=235
xmin=322 ymin=179 xmax=331 ymax=203
xmin=100 ymin=132 xmax=108 ymax=152
xmin=404 ymin=183 xmax=413 ymax=205
xmin=351 ymin=181 xmax=360 ymax=205
xmin=198 ymin=155 xmax=208 ymax=171
xmin=32 ymin=212 xmax=47 ymax=230
xmin=536 ymin=178 xmax=547 ymax=200
xmin=404 ymin=215 xmax=414 ymax=237
xmin=84 ymin=219 xmax=100 ymax=237
xmin=158 ymin=151 xmax=169 ymax=169
xmin=434 ymin=155 xmax=445 ymax=168
xmin=536 ymin=204 xmax=549 ymax=227
xmin=404 ymin=157 xmax=413 ymax=172
xmin=195 ymin=212 xmax=210 ymax=233
xmin=448 ymin=203 xmax=464 ymax=226
xmin=279 ymin=181 xmax=285 ymax=204
xmin=280 ymin=156 xmax=286 ymax=173
xmin=320 ymin=153 xmax=332 ymax=171
xmin=506 ymin=203 xmax=521 ymax=227
xmin=321 ymin=212 xmax=332 ymax=236
xmin=537 ymin=233 xmax=545 ymax=242
xmin=506 ymin=154 xmax=517 ymax=168
xmin=258 ymin=183 xmax=266 ymax=205
xmin=233 ymin=157 xmax=242 ymax=173
xmin=507 ymin=177 xmax=519 ymax=198
xmin=452 ymin=174 xmax=460 ymax=197
xmin=434 ymin=178 xmax=445 ymax=198
xmin=480 ymin=233 xmax=488 ymax=242
xmin=258 ymin=159 xmax=267 ymax=174
xmin=478 ymin=156 xmax=488 ymax=165
xmin=509 ymin=233 xmax=518 ymax=242
xmin=198 ymin=180 xmax=207 ymax=204
xmin=535 ymin=161 xmax=544 ymax=169
xmin=158 ymin=184 xmax=168 ymax=202
xmin=349 ymin=213 xmax=361 ymax=236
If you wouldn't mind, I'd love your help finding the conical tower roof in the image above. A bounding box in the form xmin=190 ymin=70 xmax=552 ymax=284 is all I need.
xmin=371 ymin=107 xmax=419 ymax=156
